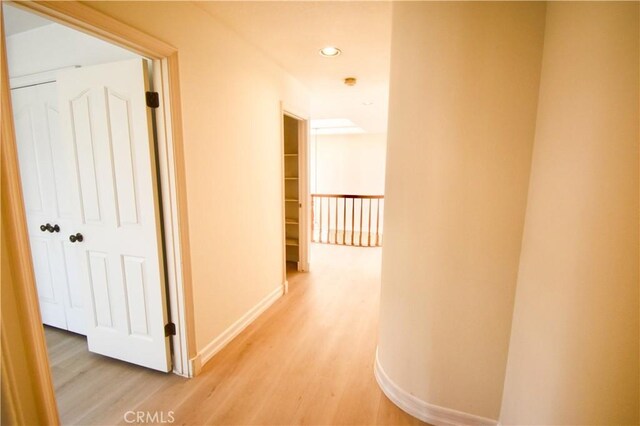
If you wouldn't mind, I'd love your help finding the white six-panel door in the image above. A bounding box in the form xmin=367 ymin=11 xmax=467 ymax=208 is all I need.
xmin=12 ymin=82 xmax=87 ymax=335
xmin=57 ymin=59 xmax=171 ymax=372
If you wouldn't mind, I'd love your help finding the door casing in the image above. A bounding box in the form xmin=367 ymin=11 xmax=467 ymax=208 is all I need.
xmin=1 ymin=1 xmax=196 ymax=423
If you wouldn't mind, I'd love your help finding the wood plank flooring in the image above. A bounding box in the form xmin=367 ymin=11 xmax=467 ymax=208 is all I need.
xmin=45 ymin=244 xmax=425 ymax=425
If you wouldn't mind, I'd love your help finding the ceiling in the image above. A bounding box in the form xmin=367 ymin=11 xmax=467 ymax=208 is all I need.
xmin=3 ymin=5 xmax=52 ymax=36
xmin=195 ymin=1 xmax=392 ymax=134
xmin=4 ymin=2 xmax=392 ymax=134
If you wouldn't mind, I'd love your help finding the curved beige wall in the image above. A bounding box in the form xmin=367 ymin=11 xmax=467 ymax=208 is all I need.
xmin=500 ymin=3 xmax=639 ymax=424
xmin=378 ymin=2 xmax=546 ymax=420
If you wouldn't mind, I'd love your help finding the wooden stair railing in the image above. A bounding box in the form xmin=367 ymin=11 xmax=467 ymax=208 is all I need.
xmin=311 ymin=194 xmax=384 ymax=247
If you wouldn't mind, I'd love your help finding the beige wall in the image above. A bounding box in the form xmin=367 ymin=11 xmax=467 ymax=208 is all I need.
xmin=310 ymin=133 xmax=386 ymax=195
xmin=85 ymin=2 xmax=309 ymax=354
xmin=378 ymin=2 xmax=546 ymax=420
xmin=500 ymin=2 xmax=639 ymax=424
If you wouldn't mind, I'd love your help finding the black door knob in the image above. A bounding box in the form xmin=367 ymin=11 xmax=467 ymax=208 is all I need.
xmin=69 ymin=233 xmax=84 ymax=243
xmin=43 ymin=223 xmax=60 ymax=233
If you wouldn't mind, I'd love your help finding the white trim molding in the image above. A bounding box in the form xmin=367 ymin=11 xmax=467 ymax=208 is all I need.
xmin=190 ymin=284 xmax=285 ymax=375
xmin=374 ymin=348 xmax=498 ymax=426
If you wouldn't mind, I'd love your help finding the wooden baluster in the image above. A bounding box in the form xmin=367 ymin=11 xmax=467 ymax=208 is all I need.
xmin=311 ymin=196 xmax=315 ymax=242
xmin=334 ymin=196 xmax=338 ymax=244
xmin=359 ymin=198 xmax=364 ymax=246
xmin=328 ymin=197 xmax=332 ymax=244
xmin=322 ymin=197 xmax=331 ymax=244
xmin=367 ymin=198 xmax=372 ymax=247
xmin=319 ymin=197 xmax=323 ymax=243
xmin=343 ymin=197 xmax=347 ymax=245
xmin=330 ymin=197 xmax=332 ymax=244
xmin=351 ymin=198 xmax=355 ymax=246
xmin=375 ymin=198 xmax=380 ymax=246
xmin=326 ymin=197 xmax=329 ymax=244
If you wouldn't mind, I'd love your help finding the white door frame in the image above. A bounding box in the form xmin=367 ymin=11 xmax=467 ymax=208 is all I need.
xmin=3 ymin=1 xmax=196 ymax=378
xmin=280 ymin=102 xmax=310 ymax=286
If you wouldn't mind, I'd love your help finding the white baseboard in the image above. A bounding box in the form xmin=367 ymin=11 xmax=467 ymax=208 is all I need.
xmin=374 ymin=348 xmax=498 ymax=426
xmin=192 ymin=284 xmax=285 ymax=374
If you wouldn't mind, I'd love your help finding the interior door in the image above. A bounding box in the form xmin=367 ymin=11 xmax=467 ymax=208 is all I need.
xmin=57 ymin=58 xmax=171 ymax=372
xmin=12 ymin=82 xmax=86 ymax=334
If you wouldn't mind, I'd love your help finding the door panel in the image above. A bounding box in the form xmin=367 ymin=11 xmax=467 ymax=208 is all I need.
xmin=70 ymin=92 xmax=103 ymax=224
xmin=87 ymin=251 xmax=114 ymax=328
xmin=30 ymin=238 xmax=56 ymax=301
xmin=14 ymin=91 xmax=53 ymax=215
xmin=29 ymin=237 xmax=67 ymax=329
xmin=58 ymin=59 xmax=171 ymax=372
xmin=107 ymin=90 xmax=140 ymax=226
xmin=61 ymin=242 xmax=86 ymax=335
xmin=122 ymin=256 xmax=150 ymax=336
xmin=12 ymin=83 xmax=77 ymax=332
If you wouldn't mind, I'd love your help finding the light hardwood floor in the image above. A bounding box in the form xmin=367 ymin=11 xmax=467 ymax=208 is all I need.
xmin=45 ymin=244 xmax=425 ymax=425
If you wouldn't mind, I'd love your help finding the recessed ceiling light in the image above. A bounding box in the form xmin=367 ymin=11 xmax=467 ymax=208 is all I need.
xmin=362 ymin=101 xmax=374 ymax=106
xmin=319 ymin=46 xmax=341 ymax=57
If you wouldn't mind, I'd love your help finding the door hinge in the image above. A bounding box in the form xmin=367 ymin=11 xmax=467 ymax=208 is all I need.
xmin=146 ymin=91 xmax=159 ymax=108
xmin=164 ymin=322 xmax=176 ymax=337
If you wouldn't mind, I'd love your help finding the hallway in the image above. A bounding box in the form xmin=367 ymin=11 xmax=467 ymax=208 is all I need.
xmin=47 ymin=244 xmax=424 ymax=425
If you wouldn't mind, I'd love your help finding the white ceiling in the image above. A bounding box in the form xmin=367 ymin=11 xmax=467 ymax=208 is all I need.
xmin=3 ymin=5 xmax=52 ymax=36
xmin=4 ymin=2 xmax=391 ymax=134
xmin=195 ymin=1 xmax=392 ymax=134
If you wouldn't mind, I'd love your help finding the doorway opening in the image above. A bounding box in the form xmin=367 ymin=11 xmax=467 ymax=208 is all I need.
xmin=309 ymin=125 xmax=386 ymax=248
xmin=282 ymin=108 xmax=310 ymax=288
xmin=3 ymin=2 xmax=191 ymax=422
